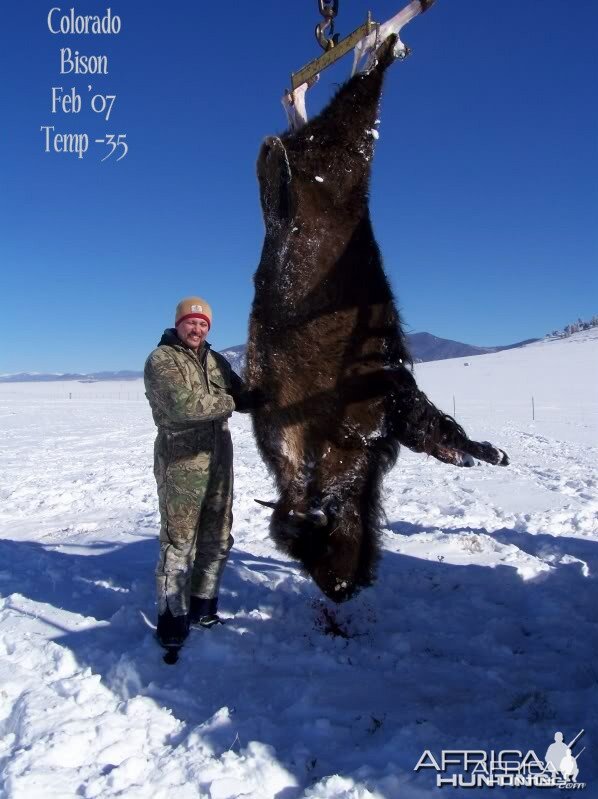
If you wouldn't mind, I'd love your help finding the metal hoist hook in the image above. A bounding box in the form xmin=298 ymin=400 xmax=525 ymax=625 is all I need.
xmin=316 ymin=0 xmax=340 ymax=51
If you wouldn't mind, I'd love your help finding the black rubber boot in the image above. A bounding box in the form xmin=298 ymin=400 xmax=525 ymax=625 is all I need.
xmin=156 ymin=608 xmax=189 ymax=648
xmin=189 ymin=596 xmax=223 ymax=629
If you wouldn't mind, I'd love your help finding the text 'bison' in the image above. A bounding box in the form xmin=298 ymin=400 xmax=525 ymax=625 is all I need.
xmin=246 ymin=35 xmax=508 ymax=603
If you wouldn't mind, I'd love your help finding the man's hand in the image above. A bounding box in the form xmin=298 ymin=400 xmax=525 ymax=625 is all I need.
xmin=234 ymin=387 xmax=270 ymax=413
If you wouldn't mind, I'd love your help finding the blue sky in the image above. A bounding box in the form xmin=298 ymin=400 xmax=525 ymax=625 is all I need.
xmin=1 ymin=0 xmax=596 ymax=372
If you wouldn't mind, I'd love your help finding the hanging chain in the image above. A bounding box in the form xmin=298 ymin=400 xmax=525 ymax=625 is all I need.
xmin=315 ymin=0 xmax=340 ymax=51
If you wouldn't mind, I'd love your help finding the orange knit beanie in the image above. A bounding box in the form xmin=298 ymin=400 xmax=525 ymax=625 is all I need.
xmin=174 ymin=297 xmax=212 ymax=329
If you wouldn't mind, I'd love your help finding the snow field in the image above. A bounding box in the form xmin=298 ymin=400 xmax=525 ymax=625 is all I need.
xmin=0 ymin=330 xmax=597 ymax=797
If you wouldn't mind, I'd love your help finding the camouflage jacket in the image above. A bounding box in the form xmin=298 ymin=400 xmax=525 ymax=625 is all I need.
xmin=144 ymin=329 xmax=244 ymax=443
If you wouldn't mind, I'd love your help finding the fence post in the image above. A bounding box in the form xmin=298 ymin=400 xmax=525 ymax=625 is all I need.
xmin=69 ymin=392 xmax=72 ymax=400
xmin=453 ymin=395 xmax=456 ymax=418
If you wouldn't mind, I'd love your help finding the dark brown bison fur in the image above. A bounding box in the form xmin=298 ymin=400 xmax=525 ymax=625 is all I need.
xmin=246 ymin=37 xmax=508 ymax=602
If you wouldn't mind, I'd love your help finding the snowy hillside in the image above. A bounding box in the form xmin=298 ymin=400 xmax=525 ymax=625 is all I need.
xmin=0 ymin=330 xmax=596 ymax=798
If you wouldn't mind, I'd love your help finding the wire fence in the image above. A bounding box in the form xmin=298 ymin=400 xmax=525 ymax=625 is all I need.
xmin=0 ymin=390 xmax=596 ymax=429
xmin=0 ymin=391 xmax=146 ymax=401
xmin=433 ymin=395 xmax=598 ymax=430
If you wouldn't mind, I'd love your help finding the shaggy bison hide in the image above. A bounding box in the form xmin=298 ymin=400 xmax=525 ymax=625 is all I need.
xmin=246 ymin=36 xmax=508 ymax=602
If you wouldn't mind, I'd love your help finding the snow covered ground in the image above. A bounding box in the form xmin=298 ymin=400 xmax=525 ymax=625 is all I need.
xmin=0 ymin=330 xmax=596 ymax=798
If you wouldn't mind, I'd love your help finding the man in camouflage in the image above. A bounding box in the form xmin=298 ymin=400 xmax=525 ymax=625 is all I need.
xmin=144 ymin=296 xmax=248 ymax=649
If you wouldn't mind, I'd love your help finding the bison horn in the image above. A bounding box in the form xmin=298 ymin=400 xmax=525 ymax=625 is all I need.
xmin=290 ymin=494 xmax=340 ymax=527
xmin=289 ymin=508 xmax=328 ymax=527
xmin=254 ymin=498 xmax=278 ymax=509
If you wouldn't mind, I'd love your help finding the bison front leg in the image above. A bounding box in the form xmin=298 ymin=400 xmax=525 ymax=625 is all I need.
xmin=389 ymin=368 xmax=510 ymax=467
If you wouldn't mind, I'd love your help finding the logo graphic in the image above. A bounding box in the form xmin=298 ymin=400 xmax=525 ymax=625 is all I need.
xmin=546 ymin=730 xmax=585 ymax=783
xmin=191 ymin=304 xmax=203 ymax=312
xmin=414 ymin=729 xmax=586 ymax=790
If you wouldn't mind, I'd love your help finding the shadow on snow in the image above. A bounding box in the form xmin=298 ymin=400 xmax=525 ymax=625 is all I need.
xmin=1 ymin=520 xmax=597 ymax=795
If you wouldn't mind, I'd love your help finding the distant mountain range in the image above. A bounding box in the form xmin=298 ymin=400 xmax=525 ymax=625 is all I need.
xmin=0 ymin=333 xmax=540 ymax=383
xmin=220 ymin=334 xmax=539 ymax=374
xmin=406 ymin=332 xmax=539 ymax=363
xmin=0 ymin=370 xmax=143 ymax=384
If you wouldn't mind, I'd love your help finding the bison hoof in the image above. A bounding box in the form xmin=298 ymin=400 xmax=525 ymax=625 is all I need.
xmin=480 ymin=442 xmax=510 ymax=466
xmin=393 ymin=40 xmax=412 ymax=61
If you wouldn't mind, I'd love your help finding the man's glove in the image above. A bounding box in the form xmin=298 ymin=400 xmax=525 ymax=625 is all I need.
xmin=234 ymin=387 xmax=270 ymax=413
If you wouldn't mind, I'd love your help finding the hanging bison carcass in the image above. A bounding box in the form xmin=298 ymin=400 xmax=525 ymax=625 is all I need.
xmin=245 ymin=35 xmax=508 ymax=603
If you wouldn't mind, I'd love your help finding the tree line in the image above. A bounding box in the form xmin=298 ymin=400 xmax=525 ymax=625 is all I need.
xmin=548 ymin=315 xmax=598 ymax=338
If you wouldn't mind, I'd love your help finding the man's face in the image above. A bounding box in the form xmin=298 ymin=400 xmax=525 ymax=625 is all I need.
xmin=176 ymin=317 xmax=209 ymax=351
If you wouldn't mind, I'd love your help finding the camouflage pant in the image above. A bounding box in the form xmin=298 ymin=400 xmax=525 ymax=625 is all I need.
xmin=154 ymin=427 xmax=233 ymax=617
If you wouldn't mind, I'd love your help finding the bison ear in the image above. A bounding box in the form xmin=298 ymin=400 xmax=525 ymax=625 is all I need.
xmin=257 ymin=136 xmax=296 ymax=224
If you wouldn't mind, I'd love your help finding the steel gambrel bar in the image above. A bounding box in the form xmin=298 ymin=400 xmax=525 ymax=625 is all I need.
xmin=291 ymin=15 xmax=377 ymax=91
